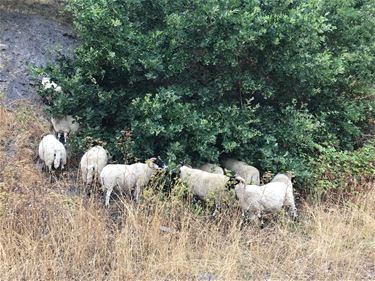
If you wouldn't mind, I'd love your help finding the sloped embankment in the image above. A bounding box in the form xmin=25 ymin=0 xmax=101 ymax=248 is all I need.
xmin=0 ymin=9 xmax=75 ymax=105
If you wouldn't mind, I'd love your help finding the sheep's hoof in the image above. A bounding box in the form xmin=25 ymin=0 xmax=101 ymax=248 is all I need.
xmin=211 ymin=208 xmax=219 ymax=218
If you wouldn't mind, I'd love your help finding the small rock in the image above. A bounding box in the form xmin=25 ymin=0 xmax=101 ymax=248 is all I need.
xmin=0 ymin=44 xmax=8 ymax=51
xmin=62 ymin=32 xmax=75 ymax=39
xmin=0 ymin=75 xmax=7 ymax=82
xmin=66 ymin=185 xmax=81 ymax=197
xmin=197 ymin=272 xmax=217 ymax=281
xmin=159 ymin=225 xmax=177 ymax=234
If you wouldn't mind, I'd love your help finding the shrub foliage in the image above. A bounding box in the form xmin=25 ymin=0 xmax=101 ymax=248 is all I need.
xmin=40 ymin=0 xmax=375 ymax=188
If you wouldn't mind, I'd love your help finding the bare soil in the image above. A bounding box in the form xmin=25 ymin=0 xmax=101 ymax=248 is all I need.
xmin=0 ymin=9 xmax=75 ymax=106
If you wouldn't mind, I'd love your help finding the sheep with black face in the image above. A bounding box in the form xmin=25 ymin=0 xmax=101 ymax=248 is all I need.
xmin=41 ymin=77 xmax=79 ymax=145
xmin=50 ymin=115 xmax=79 ymax=145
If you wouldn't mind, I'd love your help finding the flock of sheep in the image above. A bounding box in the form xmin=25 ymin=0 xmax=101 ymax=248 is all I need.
xmin=38 ymin=78 xmax=298 ymax=223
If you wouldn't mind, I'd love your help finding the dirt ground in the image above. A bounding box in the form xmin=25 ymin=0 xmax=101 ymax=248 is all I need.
xmin=0 ymin=9 xmax=75 ymax=106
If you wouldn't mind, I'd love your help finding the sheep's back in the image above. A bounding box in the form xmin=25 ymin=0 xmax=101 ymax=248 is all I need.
xmin=100 ymin=165 xmax=128 ymax=188
xmin=51 ymin=115 xmax=78 ymax=133
xmin=81 ymin=146 xmax=108 ymax=175
xmin=125 ymin=163 xmax=153 ymax=186
xmin=39 ymin=135 xmax=64 ymax=165
xmin=180 ymin=166 xmax=228 ymax=199
xmin=199 ymin=163 xmax=224 ymax=175
xmin=51 ymin=117 xmax=69 ymax=132
xmin=223 ymin=159 xmax=259 ymax=185
xmin=259 ymin=182 xmax=288 ymax=211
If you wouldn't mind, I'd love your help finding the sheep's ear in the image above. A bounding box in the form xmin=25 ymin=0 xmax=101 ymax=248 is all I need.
xmin=146 ymin=158 xmax=156 ymax=168
xmin=286 ymin=171 xmax=295 ymax=178
xmin=235 ymin=175 xmax=246 ymax=185
xmin=223 ymin=168 xmax=233 ymax=176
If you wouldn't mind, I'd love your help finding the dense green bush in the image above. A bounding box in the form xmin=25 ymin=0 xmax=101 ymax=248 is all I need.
xmin=311 ymin=140 xmax=375 ymax=199
xmin=40 ymin=0 xmax=375 ymax=190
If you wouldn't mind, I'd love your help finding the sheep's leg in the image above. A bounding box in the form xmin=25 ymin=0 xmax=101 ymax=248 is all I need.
xmin=87 ymin=174 xmax=95 ymax=195
xmin=105 ymin=185 xmax=113 ymax=207
xmin=92 ymin=172 xmax=97 ymax=186
xmin=134 ymin=184 xmax=141 ymax=204
xmin=240 ymin=211 xmax=249 ymax=229
xmin=258 ymin=213 xmax=266 ymax=229
xmin=40 ymin=160 xmax=46 ymax=172
xmin=47 ymin=164 xmax=53 ymax=182
xmin=285 ymin=192 xmax=298 ymax=220
xmin=64 ymin=132 xmax=68 ymax=145
xmin=192 ymin=195 xmax=200 ymax=205
xmin=289 ymin=207 xmax=298 ymax=220
xmin=49 ymin=170 xmax=57 ymax=183
xmin=247 ymin=212 xmax=257 ymax=221
xmin=212 ymin=203 xmax=219 ymax=217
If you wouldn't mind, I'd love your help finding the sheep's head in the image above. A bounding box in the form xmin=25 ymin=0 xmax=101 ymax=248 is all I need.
xmin=56 ymin=132 xmax=66 ymax=145
xmin=147 ymin=156 xmax=167 ymax=170
xmin=227 ymin=175 xmax=246 ymax=190
xmin=286 ymin=171 xmax=295 ymax=179
xmin=41 ymin=77 xmax=51 ymax=88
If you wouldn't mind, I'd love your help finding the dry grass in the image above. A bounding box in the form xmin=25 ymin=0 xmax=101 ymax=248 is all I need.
xmin=0 ymin=103 xmax=374 ymax=280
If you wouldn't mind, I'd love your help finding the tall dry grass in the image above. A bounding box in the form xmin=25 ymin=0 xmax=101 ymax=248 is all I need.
xmin=0 ymin=103 xmax=374 ymax=280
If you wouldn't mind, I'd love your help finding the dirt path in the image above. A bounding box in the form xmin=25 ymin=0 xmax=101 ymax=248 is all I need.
xmin=0 ymin=10 xmax=75 ymax=106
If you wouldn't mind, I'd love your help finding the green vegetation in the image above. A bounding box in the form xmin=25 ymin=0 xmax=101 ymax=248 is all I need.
xmin=38 ymin=0 xmax=375 ymax=193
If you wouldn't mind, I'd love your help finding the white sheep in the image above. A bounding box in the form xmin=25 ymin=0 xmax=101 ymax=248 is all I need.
xmin=179 ymin=166 xmax=237 ymax=214
xmin=41 ymin=78 xmax=79 ymax=144
xmin=100 ymin=157 xmax=167 ymax=206
xmin=38 ymin=134 xmax=67 ymax=172
xmin=80 ymin=145 xmax=109 ymax=186
xmin=50 ymin=115 xmax=79 ymax=145
xmin=234 ymin=173 xmax=297 ymax=221
xmin=222 ymin=158 xmax=260 ymax=185
xmin=199 ymin=163 xmax=224 ymax=175
xmin=41 ymin=77 xmax=62 ymax=93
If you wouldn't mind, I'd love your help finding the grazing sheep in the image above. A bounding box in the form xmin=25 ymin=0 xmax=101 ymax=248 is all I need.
xmin=80 ymin=145 xmax=109 ymax=186
xmin=51 ymin=115 xmax=79 ymax=145
xmin=41 ymin=77 xmax=62 ymax=93
xmin=179 ymin=166 xmax=237 ymax=214
xmin=41 ymin=78 xmax=79 ymax=145
xmin=233 ymin=173 xmax=297 ymax=221
xmin=38 ymin=134 xmax=67 ymax=172
xmin=101 ymin=157 xmax=167 ymax=206
xmin=199 ymin=163 xmax=224 ymax=175
xmin=222 ymin=158 xmax=260 ymax=185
